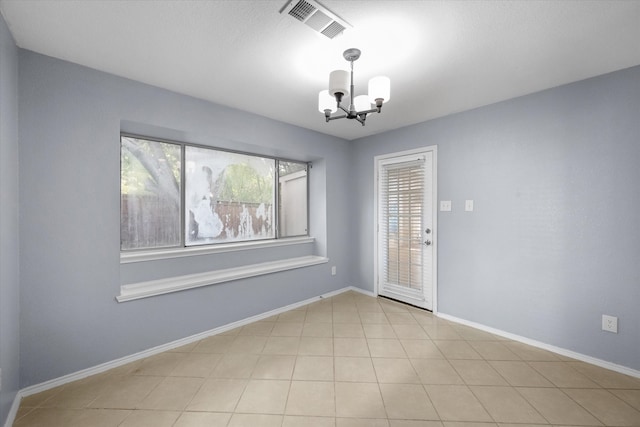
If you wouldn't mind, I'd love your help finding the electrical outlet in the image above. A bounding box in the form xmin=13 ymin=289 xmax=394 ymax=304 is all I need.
xmin=331 ymin=266 xmax=336 ymax=276
xmin=602 ymin=315 xmax=618 ymax=333
xmin=465 ymin=200 xmax=474 ymax=212
xmin=440 ymin=200 xmax=452 ymax=212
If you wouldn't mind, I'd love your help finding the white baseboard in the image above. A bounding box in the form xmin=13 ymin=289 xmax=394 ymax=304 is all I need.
xmin=5 ymin=286 xmax=357 ymax=427
xmin=3 ymin=391 xmax=21 ymax=427
xmin=438 ymin=312 xmax=640 ymax=379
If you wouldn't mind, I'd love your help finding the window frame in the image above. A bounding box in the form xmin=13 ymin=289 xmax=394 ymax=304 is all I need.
xmin=120 ymin=133 xmax=310 ymax=255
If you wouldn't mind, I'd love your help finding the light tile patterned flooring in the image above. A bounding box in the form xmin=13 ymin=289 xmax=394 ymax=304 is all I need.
xmin=14 ymin=291 xmax=640 ymax=426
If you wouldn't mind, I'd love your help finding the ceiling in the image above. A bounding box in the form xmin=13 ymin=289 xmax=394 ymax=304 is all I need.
xmin=1 ymin=0 xmax=639 ymax=141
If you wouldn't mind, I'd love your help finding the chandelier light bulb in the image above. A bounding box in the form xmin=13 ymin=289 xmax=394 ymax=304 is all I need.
xmin=368 ymin=76 xmax=391 ymax=104
xmin=354 ymin=95 xmax=372 ymax=115
xmin=329 ymin=70 xmax=350 ymax=101
xmin=318 ymin=90 xmax=337 ymax=113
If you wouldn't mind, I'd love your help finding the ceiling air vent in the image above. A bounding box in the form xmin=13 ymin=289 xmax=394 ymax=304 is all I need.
xmin=280 ymin=0 xmax=351 ymax=39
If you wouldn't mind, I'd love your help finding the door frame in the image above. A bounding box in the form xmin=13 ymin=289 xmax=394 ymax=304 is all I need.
xmin=373 ymin=145 xmax=438 ymax=313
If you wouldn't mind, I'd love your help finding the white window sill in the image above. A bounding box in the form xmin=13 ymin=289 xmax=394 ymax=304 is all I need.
xmin=116 ymin=255 xmax=328 ymax=302
xmin=120 ymin=236 xmax=314 ymax=264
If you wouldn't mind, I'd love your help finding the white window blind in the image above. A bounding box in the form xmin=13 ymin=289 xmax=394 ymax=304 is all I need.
xmin=379 ymin=156 xmax=426 ymax=292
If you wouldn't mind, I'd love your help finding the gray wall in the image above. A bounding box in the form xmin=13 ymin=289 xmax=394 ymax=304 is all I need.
xmin=0 ymin=12 xmax=20 ymax=425
xmin=18 ymin=50 xmax=352 ymax=387
xmin=351 ymin=66 xmax=640 ymax=371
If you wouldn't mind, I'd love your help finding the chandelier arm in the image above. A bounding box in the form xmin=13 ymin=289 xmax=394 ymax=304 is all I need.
xmin=355 ymin=107 xmax=380 ymax=115
xmin=338 ymin=104 xmax=350 ymax=114
xmin=326 ymin=114 xmax=347 ymax=122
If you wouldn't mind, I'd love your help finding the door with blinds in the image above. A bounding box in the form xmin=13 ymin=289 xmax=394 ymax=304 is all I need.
xmin=375 ymin=147 xmax=436 ymax=311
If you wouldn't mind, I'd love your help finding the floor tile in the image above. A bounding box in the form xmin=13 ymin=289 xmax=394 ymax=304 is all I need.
xmin=210 ymin=353 xmax=259 ymax=378
xmin=305 ymin=311 xmax=334 ymax=323
xmin=364 ymin=323 xmax=398 ymax=339
xmin=334 ymin=337 xmax=370 ymax=357
xmin=392 ymin=324 xmax=430 ymax=339
xmin=434 ymin=340 xmax=483 ymax=360
xmin=468 ymin=341 xmax=521 ymax=361
xmin=283 ymin=415 xmax=336 ymax=426
xmin=423 ymin=325 xmax=462 ymax=340
xmin=386 ymin=312 xmax=419 ymax=324
xmin=173 ymin=412 xmax=231 ymax=427
xmin=503 ymin=342 xmax=561 ymax=361
xmin=137 ymin=377 xmax=203 ymax=411
xmin=169 ymin=352 xmax=222 ymax=377
xmin=252 ymin=354 xmax=296 ymax=379
xmin=337 ymin=418 xmax=390 ymax=427
xmin=528 ymin=361 xmax=599 ymax=388
xmin=13 ymin=408 xmax=130 ymax=427
xmin=87 ymin=375 xmax=163 ymax=409
xmin=185 ymin=378 xmax=247 ymax=412
xmin=368 ymin=338 xmax=408 ymax=358
xmin=334 ymin=311 xmax=362 ymax=323
xmin=228 ymin=335 xmax=268 ymax=353
xmin=516 ymin=387 xmax=602 ymax=425
xmin=401 ymin=339 xmax=445 ymax=359
xmin=16 ymin=292 xmax=640 ymax=427
xmin=359 ymin=311 xmax=391 ymax=324
xmin=334 ymin=323 xmax=366 ymax=338
xmin=449 ymin=360 xmax=508 ymax=386
xmin=294 ymin=355 xmax=334 ymax=380
xmin=227 ymin=413 xmax=283 ymax=427
xmin=390 ymin=421 xmax=444 ymax=427
xmin=286 ymin=380 xmax=336 ymax=416
xmin=335 ymin=382 xmax=387 ymax=418
xmin=38 ymin=375 xmax=113 ymax=409
xmin=563 ymin=388 xmax=640 ymax=426
xmin=262 ymin=336 xmax=301 ymax=355
xmin=411 ymin=359 xmax=465 ymax=385
xmin=119 ymin=410 xmax=180 ymax=427
xmin=489 ymin=361 xmax=554 ymax=387
xmin=380 ymin=383 xmax=439 ymax=420
xmin=425 ymin=385 xmax=492 ymax=422
xmin=611 ymin=389 xmax=640 ymax=411
xmin=372 ymin=358 xmax=421 ymax=383
xmin=299 ymin=336 xmax=334 ymax=355
xmin=235 ymin=379 xmax=290 ymax=414
xmin=470 ymin=386 xmax=547 ymax=424
xmin=303 ymin=322 xmax=334 ymax=337
xmin=568 ymin=362 xmax=640 ymax=389
xmin=335 ymin=356 xmax=377 ymax=382
xmin=271 ymin=322 xmax=304 ymax=337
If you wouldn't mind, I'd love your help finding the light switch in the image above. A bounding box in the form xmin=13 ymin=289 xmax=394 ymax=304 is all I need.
xmin=465 ymin=200 xmax=474 ymax=212
xmin=440 ymin=200 xmax=452 ymax=212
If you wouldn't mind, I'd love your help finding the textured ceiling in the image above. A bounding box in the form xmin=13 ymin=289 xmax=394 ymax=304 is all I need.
xmin=1 ymin=0 xmax=639 ymax=141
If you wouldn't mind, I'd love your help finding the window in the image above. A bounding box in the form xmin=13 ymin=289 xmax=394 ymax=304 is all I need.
xmin=121 ymin=135 xmax=308 ymax=251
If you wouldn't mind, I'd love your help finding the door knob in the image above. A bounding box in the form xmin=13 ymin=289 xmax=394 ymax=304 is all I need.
xmin=424 ymin=240 xmax=432 ymax=246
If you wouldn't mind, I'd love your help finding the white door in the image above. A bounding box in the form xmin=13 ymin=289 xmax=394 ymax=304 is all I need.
xmin=375 ymin=147 xmax=436 ymax=311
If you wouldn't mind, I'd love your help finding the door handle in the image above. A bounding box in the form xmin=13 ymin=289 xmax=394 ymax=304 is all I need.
xmin=424 ymin=240 xmax=432 ymax=246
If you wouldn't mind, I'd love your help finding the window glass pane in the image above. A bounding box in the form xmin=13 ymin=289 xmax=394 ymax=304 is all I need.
xmin=185 ymin=146 xmax=275 ymax=245
xmin=278 ymin=161 xmax=308 ymax=237
xmin=121 ymin=136 xmax=182 ymax=250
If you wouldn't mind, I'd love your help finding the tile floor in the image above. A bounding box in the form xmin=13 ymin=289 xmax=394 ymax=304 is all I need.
xmin=13 ymin=291 xmax=640 ymax=426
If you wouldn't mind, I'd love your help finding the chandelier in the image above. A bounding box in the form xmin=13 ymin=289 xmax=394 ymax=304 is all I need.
xmin=318 ymin=48 xmax=390 ymax=126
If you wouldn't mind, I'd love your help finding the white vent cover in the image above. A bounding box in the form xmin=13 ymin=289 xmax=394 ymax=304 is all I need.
xmin=280 ymin=0 xmax=351 ymax=39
